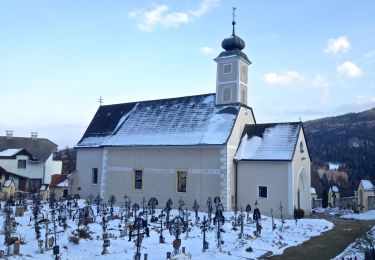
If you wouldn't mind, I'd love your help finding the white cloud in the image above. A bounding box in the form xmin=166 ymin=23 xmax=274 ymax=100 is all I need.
xmin=312 ymin=74 xmax=330 ymax=87
xmin=263 ymin=71 xmax=305 ymax=86
xmin=365 ymin=50 xmax=375 ymax=59
xmin=199 ymin=47 xmax=215 ymax=54
xmin=129 ymin=0 xmax=218 ymax=32
xmin=324 ymin=36 xmax=351 ymax=54
xmin=337 ymin=61 xmax=363 ymax=77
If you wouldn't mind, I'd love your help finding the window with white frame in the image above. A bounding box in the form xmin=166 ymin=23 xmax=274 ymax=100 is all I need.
xmin=134 ymin=170 xmax=143 ymax=190
xmin=258 ymin=186 xmax=268 ymax=198
xmin=17 ymin=159 xmax=26 ymax=169
xmin=177 ymin=171 xmax=187 ymax=192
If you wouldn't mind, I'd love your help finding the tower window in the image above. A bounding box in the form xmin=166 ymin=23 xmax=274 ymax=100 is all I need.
xmin=223 ymin=63 xmax=232 ymax=74
xmin=223 ymin=88 xmax=232 ymax=102
xmin=300 ymin=141 xmax=304 ymax=153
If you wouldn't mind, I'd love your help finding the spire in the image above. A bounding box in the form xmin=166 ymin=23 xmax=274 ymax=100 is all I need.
xmin=232 ymin=6 xmax=236 ymax=36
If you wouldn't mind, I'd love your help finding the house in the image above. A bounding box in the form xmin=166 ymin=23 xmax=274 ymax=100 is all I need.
xmin=0 ymin=166 xmax=29 ymax=192
xmin=0 ymin=131 xmax=62 ymax=192
xmin=74 ymin=18 xmax=311 ymax=216
xmin=358 ymin=180 xmax=375 ymax=211
xmin=49 ymin=174 xmax=69 ymax=199
xmin=2 ymin=179 xmax=16 ymax=198
xmin=328 ymin=185 xmax=340 ymax=207
xmin=39 ymin=184 xmax=50 ymax=201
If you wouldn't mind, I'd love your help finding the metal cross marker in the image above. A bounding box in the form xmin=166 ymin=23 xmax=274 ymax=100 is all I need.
xmin=213 ymin=207 xmax=225 ymax=250
xmin=98 ymin=96 xmax=104 ymax=106
xmin=128 ymin=216 xmax=149 ymax=260
xmin=245 ymin=204 xmax=251 ymax=224
xmin=159 ymin=210 xmax=166 ymax=243
xmin=279 ymin=201 xmax=285 ymax=224
xmin=271 ymin=208 xmax=276 ymax=231
xmin=178 ymin=197 xmax=185 ymax=211
xmin=169 ymin=216 xmax=187 ymax=256
xmin=192 ymin=200 xmax=200 ymax=224
xmin=200 ymin=215 xmax=209 ymax=252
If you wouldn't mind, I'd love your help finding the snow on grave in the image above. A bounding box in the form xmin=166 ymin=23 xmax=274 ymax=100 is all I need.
xmin=2 ymin=199 xmax=334 ymax=260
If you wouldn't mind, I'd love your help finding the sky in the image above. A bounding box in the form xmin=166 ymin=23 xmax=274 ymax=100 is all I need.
xmin=0 ymin=0 xmax=374 ymax=148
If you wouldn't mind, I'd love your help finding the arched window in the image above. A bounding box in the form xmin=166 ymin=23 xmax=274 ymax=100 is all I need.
xmin=300 ymin=141 xmax=304 ymax=153
xmin=223 ymin=88 xmax=231 ymax=102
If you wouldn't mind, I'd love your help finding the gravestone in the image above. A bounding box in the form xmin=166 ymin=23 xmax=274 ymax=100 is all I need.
xmin=15 ymin=206 xmax=24 ymax=217
xmin=13 ymin=241 xmax=20 ymax=255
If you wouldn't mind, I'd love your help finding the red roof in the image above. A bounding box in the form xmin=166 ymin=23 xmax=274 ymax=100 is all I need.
xmin=50 ymin=174 xmax=68 ymax=187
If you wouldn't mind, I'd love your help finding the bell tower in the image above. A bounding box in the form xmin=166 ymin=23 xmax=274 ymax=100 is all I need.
xmin=215 ymin=7 xmax=251 ymax=106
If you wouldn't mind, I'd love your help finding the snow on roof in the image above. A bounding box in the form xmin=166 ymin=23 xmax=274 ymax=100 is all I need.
xmin=3 ymin=179 xmax=14 ymax=187
xmin=0 ymin=148 xmax=22 ymax=156
xmin=328 ymin=162 xmax=341 ymax=170
xmin=331 ymin=185 xmax=339 ymax=192
xmin=40 ymin=184 xmax=49 ymax=191
xmin=360 ymin=180 xmax=374 ymax=191
xmin=311 ymin=187 xmax=317 ymax=194
xmin=235 ymin=122 xmax=301 ymax=161
xmin=76 ymin=94 xmax=241 ymax=147
xmin=56 ymin=179 xmax=69 ymax=188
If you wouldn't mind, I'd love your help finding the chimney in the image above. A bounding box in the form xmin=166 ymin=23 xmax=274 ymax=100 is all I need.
xmin=31 ymin=132 xmax=38 ymax=140
xmin=6 ymin=130 xmax=13 ymax=139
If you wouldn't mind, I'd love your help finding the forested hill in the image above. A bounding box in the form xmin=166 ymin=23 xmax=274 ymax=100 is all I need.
xmin=303 ymin=108 xmax=375 ymax=192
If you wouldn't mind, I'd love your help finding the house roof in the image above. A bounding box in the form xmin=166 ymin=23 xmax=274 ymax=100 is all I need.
xmin=234 ymin=122 xmax=302 ymax=161
xmin=40 ymin=184 xmax=50 ymax=191
xmin=0 ymin=136 xmax=58 ymax=162
xmin=0 ymin=166 xmax=29 ymax=180
xmin=331 ymin=185 xmax=339 ymax=192
xmin=76 ymin=93 xmax=244 ymax=148
xmin=0 ymin=148 xmax=37 ymax=161
xmin=3 ymin=179 xmax=15 ymax=188
xmin=360 ymin=180 xmax=374 ymax=191
xmin=50 ymin=174 xmax=68 ymax=188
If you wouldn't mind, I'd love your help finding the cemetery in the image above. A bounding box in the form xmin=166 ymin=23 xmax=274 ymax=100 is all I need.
xmin=0 ymin=193 xmax=335 ymax=259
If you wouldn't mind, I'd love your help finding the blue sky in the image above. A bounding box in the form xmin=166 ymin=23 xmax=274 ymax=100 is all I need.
xmin=0 ymin=0 xmax=374 ymax=148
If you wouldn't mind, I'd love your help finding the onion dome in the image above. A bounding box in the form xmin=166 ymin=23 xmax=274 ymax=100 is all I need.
xmin=221 ymin=21 xmax=246 ymax=51
xmin=215 ymin=16 xmax=251 ymax=64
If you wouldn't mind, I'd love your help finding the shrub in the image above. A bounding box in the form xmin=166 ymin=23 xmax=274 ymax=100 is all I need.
xmin=294 ymin=208 xmax=305 ymax=219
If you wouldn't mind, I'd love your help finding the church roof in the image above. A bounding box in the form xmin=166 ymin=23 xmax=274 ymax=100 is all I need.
xmin=234 ymin=122 xmax=302 ymax=161
xmin=76 ymin=93 xmax=243 ymax=148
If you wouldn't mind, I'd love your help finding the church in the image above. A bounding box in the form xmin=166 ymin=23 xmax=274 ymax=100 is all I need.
xmin=73 ymin=18 xmax=311 ymax=217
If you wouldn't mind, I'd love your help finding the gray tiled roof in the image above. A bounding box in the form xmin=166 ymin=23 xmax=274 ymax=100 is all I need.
xmin=0 ymin=137 xmax=58 ymax=162
xmin=235 ymin=122 xmax=302 ymax=161
xmin=76 ymin=93 xmax=243 ymax=147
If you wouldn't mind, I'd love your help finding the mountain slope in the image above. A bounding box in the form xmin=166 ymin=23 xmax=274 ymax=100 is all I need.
xmin=304 ymin=108 xmax=375 ymax=192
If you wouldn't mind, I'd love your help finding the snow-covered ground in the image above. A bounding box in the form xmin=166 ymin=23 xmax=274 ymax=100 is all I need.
xmin=332 ymin=226 xmax=375 ymax=260
xmin=1 ymin=200 xmax=334 ymax=259
xmin=340 ymin=210 xmax=375 ymax=220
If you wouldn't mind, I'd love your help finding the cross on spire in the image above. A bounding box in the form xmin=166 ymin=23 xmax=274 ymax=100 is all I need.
xmin=98 ymin=96 xmax=104 ymax=106
xmin=232 ymin=6 xmax=237 ymax=36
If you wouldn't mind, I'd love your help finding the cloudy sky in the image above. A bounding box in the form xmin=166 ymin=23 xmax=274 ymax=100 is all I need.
xmin=1 ymin=0 xmax=374 ymax=148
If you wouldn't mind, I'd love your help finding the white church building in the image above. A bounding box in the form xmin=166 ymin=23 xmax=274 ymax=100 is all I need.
xmin=74 ymin=19 xmax=311 ymax=217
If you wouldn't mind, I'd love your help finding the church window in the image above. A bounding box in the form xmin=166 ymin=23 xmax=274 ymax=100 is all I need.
xmin=134 ymin=170 xmax=143 ymax=190
xmin=258 ymin=186 xmax=268 ymax=198
xmin=17 ymin=159 xmax=26 ymax=169
xmin=223 ymin=88 xmax=232 ymax=102
xmin=177 ymin=171 xmax=187 ymax=192
xmin=92 ymin=168 xmax=98 ymax=185
xmin=223 ymin=63 xmax=232 ymax=74
xmin=300 ymin=141 xmax=304 ymax=153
